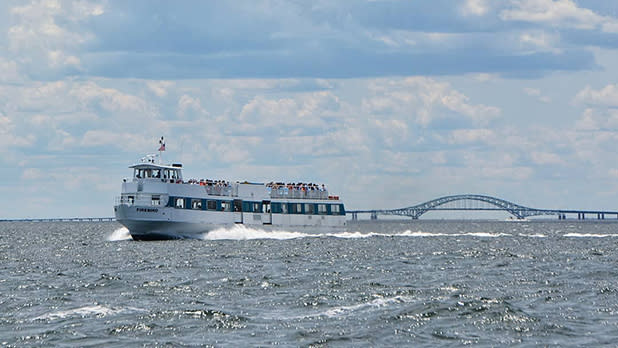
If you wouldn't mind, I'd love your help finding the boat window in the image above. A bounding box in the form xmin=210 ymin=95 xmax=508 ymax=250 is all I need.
xmin=318 ymin=204 xmax=327 ymax=214
xmin=262 ymin=202 xmax=270 ymax=213
xmin=175 ymin=198 xmax=185 ymax=209
xmin=290 ymin=203 xmax=302 ymax=214
xmin=281 ymin=203 xmax=287 ymax=214
xmin=305 ymin=203 xmax=314 ymax=215
xmin=233 ymin=200 xmax=242 ymax=212
xmin=331 ymin=204 xmax=340 ymax=215
xmin=191 ymin=199 xmax=202 ymax=210
xmin=252 ymin=202 xmax=261 ymax=212
xmin=152 ymin=195 xmax=160 ymax=206
xmin=222 ymin=201 xmax=232 ymax=212
xmin=207 ymin=200 xmax=217 ymax=210
xmin=128 ymin=195 xmax=134 ymax=204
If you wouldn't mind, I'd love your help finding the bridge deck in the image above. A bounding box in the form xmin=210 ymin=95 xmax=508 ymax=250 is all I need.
xmin=347 ymin=194 xmax=618 ymax=220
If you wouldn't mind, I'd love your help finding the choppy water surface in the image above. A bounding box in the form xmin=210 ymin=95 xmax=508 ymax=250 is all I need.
xmin=1 ymin=220 xmax=618 ymax=346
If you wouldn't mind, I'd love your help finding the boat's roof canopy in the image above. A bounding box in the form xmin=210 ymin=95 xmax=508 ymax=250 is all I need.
xmin=129 ymin=163 xmax=182 ymax=170
xmin=130 ymin=154 xmax=182 ymax=170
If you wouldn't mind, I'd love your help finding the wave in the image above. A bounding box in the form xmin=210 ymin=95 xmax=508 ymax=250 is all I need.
xmin=564 ymin=233 xmax=618 ymax=238
xmin=318 ymin=295 xmax=411 ymax=318
xmin=518 ymin=233 xmax=546 ymax=238
xmin=262 ymin=295 xmax=413 ymax=321
xmin=33 ymin=305 xmax=144 ymax=321
xmin=107 ymin=227 xmax=132 ymax=241
xmin=200 ymin=225 xmax=514 ymax=241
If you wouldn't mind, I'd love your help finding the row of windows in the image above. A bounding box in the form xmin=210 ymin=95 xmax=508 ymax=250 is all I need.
xmin=168 ymin=197 xmax=345 ymax=216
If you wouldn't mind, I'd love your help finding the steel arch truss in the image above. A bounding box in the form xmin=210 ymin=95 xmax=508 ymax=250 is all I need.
xmin=380 ymin=194 xmax=557 ymax=219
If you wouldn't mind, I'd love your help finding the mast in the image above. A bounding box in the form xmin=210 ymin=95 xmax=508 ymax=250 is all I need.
xmin=158 ymin=136 xmax=166 ymax=164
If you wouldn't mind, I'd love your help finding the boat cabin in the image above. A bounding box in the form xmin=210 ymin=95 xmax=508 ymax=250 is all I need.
xmin=130 ymin=163 xmax=183 ymax=183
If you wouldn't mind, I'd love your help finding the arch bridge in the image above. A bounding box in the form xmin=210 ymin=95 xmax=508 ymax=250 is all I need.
xmin=348 ymin=194 xmax=618 ymax=220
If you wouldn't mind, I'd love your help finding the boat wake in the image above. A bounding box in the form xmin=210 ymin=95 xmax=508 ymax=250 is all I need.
xmin=109 ymin=225 xmax=617 ymax=241
xmin=33 ymin=305 xmax=145 ymax=321
xmin=200 ymin=225 xmax=514 ymax=241
xmin=107 ymin=227 xmax=132 ymax=241
xmin=564 ymin=233 xmax=618 ymax=238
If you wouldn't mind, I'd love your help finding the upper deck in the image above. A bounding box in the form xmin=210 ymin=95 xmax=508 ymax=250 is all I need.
xmin=123 ymin=155 xmax=340 ymax=201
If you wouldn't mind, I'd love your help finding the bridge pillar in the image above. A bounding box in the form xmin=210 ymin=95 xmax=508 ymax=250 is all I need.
xmin=351 ymin=213 xmax=358 ymax=221
xmin=370 ymin=212 xmax=378 ymax=220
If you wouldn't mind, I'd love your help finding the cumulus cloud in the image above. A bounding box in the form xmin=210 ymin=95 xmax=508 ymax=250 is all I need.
xmin=575 ymin=108 xmax=618 ymax=131
xmin=530 ymin=151 xmax=565 ymax=165
xmin=500 ymin=0 xmax=618 ymax=33
xmin=147 ymin=81 xmax=174 ymax=98
xmin=238 ymin=91 xmax=340 ymax=134
xmin=177 ymin=94 xmax=208 ymax=118
xmin=575 ymin=84 xmax=618 ymax=107
xmin=7 ymin=0 xmax=104 ymax=76
xmin=460 ymin=0 xmax=490 ymax=17
xmin=448 ymin=128 xmax=495 ymax=145
xmin=362 ymin=77 xmax=500 ymax=127
xmin=523 ymin=87 xmax=551 ymax=103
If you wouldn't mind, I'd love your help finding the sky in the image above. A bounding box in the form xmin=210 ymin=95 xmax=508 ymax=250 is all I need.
xmin=3 ymin=0 xmax=618 ymax=218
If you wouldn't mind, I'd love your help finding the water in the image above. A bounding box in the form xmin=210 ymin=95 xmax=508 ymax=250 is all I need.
xmin=1 ymin=220 xmax=618 ymax=346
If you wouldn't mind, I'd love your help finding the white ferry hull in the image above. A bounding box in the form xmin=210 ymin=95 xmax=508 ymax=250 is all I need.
xmin=115 ymin=203 xmax=346 ymax=240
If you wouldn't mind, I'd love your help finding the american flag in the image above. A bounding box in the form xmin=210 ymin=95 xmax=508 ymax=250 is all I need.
xmin=158 ymin=136 xmax=165 ymax=151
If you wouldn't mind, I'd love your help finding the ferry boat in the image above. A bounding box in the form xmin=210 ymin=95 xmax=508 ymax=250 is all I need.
xmin=113 ymin=147 xmax=346 ymax=240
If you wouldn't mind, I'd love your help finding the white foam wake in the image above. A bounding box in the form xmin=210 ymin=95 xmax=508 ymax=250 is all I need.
xmin=203 ymin=225 xmax=314 ymax=240
xmin=107 ymin=227 xmax=132 ymax=241
xmin=33 ymin=305 xmax=143 ymax=321
xmin=319 ymin=295 xmax=411 ymax=318
xmin=201 ymin=225 xmax=513 ymax=241
xmin=564 ymin=233 xmax=618 ymax=238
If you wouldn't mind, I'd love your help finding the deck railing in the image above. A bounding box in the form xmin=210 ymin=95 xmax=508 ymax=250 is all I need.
xmin=269 ymin=188 xmax=329 ymax=200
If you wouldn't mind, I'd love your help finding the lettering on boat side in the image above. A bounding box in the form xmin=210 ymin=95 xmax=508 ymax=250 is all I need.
xmin=137 ymin=208 xmax=159 ymax=213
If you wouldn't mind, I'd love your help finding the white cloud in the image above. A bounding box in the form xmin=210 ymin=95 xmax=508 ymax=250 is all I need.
xmin=0 ymin=116 xmax=35 ymax=149
xmin=461 ymin=0 xmax=490 ymax=16
xmin=448 ymin=128 xmax=495 ymax=144
xmin=7 ymin=0 xmax=104 ymax=72
xmin=575 ymin=84 xmax=618 ymax=107
xmin=70 ymin=81 xmax=155 ymax=115
xmin=0 ymin=57 xmax=22 ymax=83
xmin=518 ymin=31 xmax=561 ymax=54
xmin=530 ymin=151 xmax=564 ymax=165
xmin=238 ymin=91 xmax=340 ymax=133
xmin=523 ymin=87 xmax=551 ymax=103
xmin=177 ymin=94 xmax=209 ymax=118
xmin=147 ymin=81 xmax=174 ymax=98
xmin=363 ymin=77 xmax=500 ymax=127
xmin=501 ymin=0 xmax=618 ymax=33
xmin=575 ymin=108 xmax=618 ymax=131
xmin=472 ymin=73 xmax=498 ymax=82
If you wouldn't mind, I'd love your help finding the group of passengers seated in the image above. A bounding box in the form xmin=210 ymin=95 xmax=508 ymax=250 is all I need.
xmin=267 ymin=182 xmax=328 ymax=198
xmin=186 ymin=179 xmax=230 ymax=187
xmin=269 ymin=182 xmax=327 ymax=191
